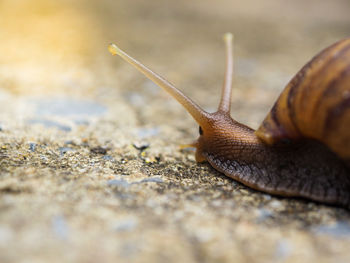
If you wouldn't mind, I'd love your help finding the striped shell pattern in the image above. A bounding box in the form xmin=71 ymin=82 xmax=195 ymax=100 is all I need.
xmin=256 ymin=38 xmax=350 ymax=164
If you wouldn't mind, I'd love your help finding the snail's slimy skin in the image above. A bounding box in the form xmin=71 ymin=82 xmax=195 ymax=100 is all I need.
xmin=195 ymin=112 xmax=350 ymax=208
xmin=109 ymin=35 xmax=350 ymax=209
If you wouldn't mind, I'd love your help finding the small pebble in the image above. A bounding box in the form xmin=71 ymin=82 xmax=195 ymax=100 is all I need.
xmin=132 ymin=142 xmax=150 ymax=151
xmin=59 ymin=147 xmax=74 ymax=156
xmin=103 ymin=155 xmax=114 ymax=161
xmin=28 ymin=143 xmax=37 ymax=152
xmin=40 ymin=155 xmax=49 ymax=161
xmin=90 ymin=146 xmax=107 ymax=155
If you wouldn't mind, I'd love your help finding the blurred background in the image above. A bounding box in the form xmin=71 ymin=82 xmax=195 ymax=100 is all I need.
xmin=1 ymin=0 xmax=350 ymax=125
xmin=0 ymin=0 xmax=350 ymax=262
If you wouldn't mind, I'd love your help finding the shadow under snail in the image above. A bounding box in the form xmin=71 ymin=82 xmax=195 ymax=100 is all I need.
xmin=109 ymin=34 xmax=350 ymax=210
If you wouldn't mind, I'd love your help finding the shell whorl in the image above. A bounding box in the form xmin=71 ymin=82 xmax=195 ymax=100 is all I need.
xmin=256 ymin=37 xmax=350 ymax=163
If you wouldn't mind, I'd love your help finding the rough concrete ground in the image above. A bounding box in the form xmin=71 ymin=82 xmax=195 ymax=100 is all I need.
xmin=0 ymin=0 xmax=350 ymax=262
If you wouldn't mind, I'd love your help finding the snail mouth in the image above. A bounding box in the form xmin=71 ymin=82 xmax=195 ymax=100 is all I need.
xmin=195 ymin=148 xmax=207 ymax=162
xmin=193 ymin=140 xmax=207 ymax=163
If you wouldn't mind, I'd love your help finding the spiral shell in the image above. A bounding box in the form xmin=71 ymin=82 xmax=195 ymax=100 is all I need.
xmin=256 ymin=38 xmax=350 ymax=163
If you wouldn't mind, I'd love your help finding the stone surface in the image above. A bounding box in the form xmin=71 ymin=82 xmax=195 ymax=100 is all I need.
xmin=0 ymin=0 xmax=350 ymax=262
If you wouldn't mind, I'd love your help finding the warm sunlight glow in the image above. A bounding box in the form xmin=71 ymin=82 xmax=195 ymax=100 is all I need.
xmin=0 ymin=0 xmax=100 ymax=94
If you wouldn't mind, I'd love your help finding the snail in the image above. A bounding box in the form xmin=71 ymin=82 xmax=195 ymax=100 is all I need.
xmin=109 ymin=34 xmax=350 ymax=209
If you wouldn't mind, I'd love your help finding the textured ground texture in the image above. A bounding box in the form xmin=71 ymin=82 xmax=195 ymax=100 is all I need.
xmin=1 ymin=0 xmax=350 ymax=262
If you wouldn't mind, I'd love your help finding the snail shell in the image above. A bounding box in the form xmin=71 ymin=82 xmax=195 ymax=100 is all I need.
xmin=256 ymin=38 xmax=350 ymax=165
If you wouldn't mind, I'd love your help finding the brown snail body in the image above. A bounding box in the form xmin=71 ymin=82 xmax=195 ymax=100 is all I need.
xmin=109 ymin=35 xmax=350 ymax=209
